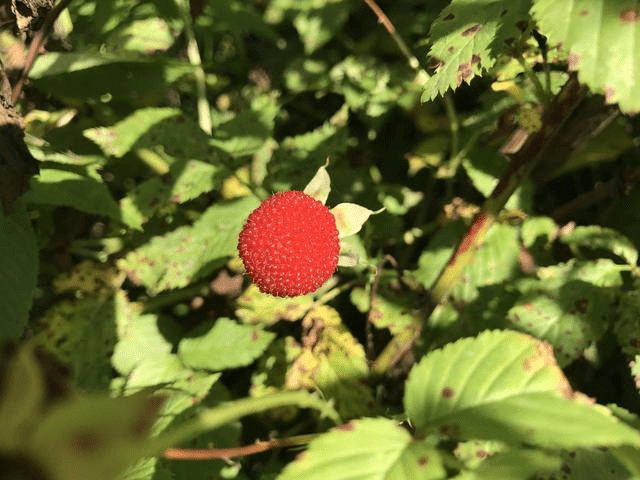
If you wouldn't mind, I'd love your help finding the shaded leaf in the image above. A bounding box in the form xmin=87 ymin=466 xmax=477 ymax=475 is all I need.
xmin=118 ymin=196 xmax=259 ymax=294
xmin=24 ymin=167 xmax=120 ymax=220
xmin=560 ymin=225 xmax=638 ymax=265
xmin=0 ymin=201 xmax=38 ymax=341
xmin=178 ymin=318 xmax=275 ymax=371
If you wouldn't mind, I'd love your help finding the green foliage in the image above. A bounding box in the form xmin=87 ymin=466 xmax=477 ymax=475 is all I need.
xmin=0 ymin=202 xmax=38 ymax=341
xmin=5 ymin=0 xmax=640 ymax=478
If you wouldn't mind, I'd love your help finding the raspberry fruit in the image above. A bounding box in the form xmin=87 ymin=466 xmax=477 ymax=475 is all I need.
xmin=238 ymin=191 xmax=340 ymax=297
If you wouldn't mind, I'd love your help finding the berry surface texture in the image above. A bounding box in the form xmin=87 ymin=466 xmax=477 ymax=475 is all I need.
xmin=238 ymin=191 xmax=340 ymax=297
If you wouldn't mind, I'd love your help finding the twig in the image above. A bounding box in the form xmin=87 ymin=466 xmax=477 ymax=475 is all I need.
xmin=361 ymin=0 xmax=420 ymax=70
xmin=176 ymin=0 xmax=212 ymax=135
xmin=366 ymin=255 xmax=397 ymax=361
xmin=372 ymin=75 xmax=587 ymax=375
xmin=162 ymin=433 xmax=317 ymax=460
xmin=11 ymin=0 xmax=72 ymax=104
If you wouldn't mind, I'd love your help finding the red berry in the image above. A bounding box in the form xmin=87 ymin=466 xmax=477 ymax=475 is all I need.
xmin=238 ymin=191 xmax=340 ymax=297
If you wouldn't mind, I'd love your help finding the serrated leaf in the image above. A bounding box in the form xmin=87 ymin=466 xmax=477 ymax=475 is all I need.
xmin=178 ymin=318 xmax=275 ymax=371
xmin=507 ymin=273 xmax=615 ymax=367
xmin=278 ymin=418 xmax=446 ymax=480
xmin=532 ymin=0 xmax=640 ymax=113
xmin=84 ymin=108 xmax=180 ymax=158
xmin=0 ymin=201 xmax=38 ymax=341
xmin=424 ymin=0 xmax=531 ymax=99
xmin=24 ymin=167 xmax=120 ymax=220
xmin=303 ymin=162 xmax=331 ymax=205
xmin=332 ymin=203 xmax=383 ymax=239
xmin=405 ymin=330 xmax=640 ymax=448
xmin=29 ymin=393 xmax=165 ymax=480
xmin=120 ymin=159 xmax=222 ymax=230
xmin=118 ymin=196 xmax=259 ymax=294
xmin=560 ymin=225 xmax=638 ymax=265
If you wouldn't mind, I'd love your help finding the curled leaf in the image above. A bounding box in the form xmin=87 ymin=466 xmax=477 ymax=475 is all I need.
xmin=331 ymin=203 xmax=384 ymax=239
xmin=303 ymin=161 xmax=331 ymax=205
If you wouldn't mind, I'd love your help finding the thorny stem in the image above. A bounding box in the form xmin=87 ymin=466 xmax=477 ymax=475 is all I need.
xmin=372 ymin=75 xmax=587 ymax=375
xmin=163 ymin=433 xmax=317 ymax=460
xmin=176 ymin=0 xmax=212 ymax=135
xmin=11 ymin=0 xmax=72 ymax=104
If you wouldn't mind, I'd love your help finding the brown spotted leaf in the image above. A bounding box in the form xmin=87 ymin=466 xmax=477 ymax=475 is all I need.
xmin=424 ymin=0 xmax=531 ymax=99
xmin=533 ymin=0 xmax=640 ymax=113
xmin=405 ymin=330 xmax=640 ymax=448
xmin=277 ymin=417 xmax=447 ymax=480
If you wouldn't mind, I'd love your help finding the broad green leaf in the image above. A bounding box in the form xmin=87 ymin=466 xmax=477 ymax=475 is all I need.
xmin=120 ymin=159 xmax=222 ymax=230
xmin=106 ymin=17 xmax=176 ymax=53
xmin=332 ymin=203 xmax=383 ymax=238
xmin=293 ymin=2 xmax=350 ymax=54
xmin=84 ymin=108 xmax=180 ymax=158
xmin=303 ymin=162 xmax=331 ymax=205
xmin=615 ymin=291 xmax=640 ymax=357
xmin=178 ymin=318 xmax=275 ymax=371
xmin=521 ymin=216 xmax=557 ymax=248
xmin=560 ymin=225 xmax=638 ymax=265
xmin=30 ymin=52 xmax=192 ymax=100
xmin=532 ymin=0 xmax=640 ymax=113
xmin=471 ymin=449 xmax=562 ymax=480
xmin=0 ymin=201 xmax=38 ymax=341
xmin=405 ymin=330 xmax=640 ymax=448
xmin=235 ymin=284 xmax=314 ymax=326
xmin=278 ymin=418 xmax=446 ymax=480
xmin=424 ymin=0 xmax=531 ymax=99
xmin=118 ymin=196 xmax=259 ymax=294
xmin=24 ymin=167 xmax=120 ymax=221
xmin=33 ymin=297 xmax=117 ymax=391
xmin=29 ymin=393 xmax=165 ymax=480
xmin=415 ymin=223 xmax=521 ymax=302
xmin=507 ymin=271 xmax=615 ymax=366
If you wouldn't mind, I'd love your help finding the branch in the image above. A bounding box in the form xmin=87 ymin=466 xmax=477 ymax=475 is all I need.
xmin=11 ymin=0 xmax=71 ymax=104
xmin=371 ymin=75 xmax=587 ymax=375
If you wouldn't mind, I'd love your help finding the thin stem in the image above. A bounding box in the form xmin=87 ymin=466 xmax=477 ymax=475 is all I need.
xmin=11 ymin=0 xmax=73 ymax=104
xmin=366 ymin=255 xmax=397 ymax=361
xmin=515 ymin=51 xmax=548 ymax=106
xmin=163 ymin=433 xmax=318 ymax=460
xmin=361 ymin=0 xmax=421 ymax=71
xmin=176 ymin=0 xmax=212 ymax=135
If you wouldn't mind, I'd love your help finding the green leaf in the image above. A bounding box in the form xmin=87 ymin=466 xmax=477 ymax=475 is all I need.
xmin=120 ymin=158 xmax=222 ymax=230
xmin=424 ymin=0 xmax=531 ymax=99
xmin=235 ymin=284 xmax=314 ymax=326
xmin=560 ymin=225 xmax=638 ymax=265
xmin=178 ymin=318 xmax=275 ymax=371
xmin=84 ymin=108 xmax=180 ymax=158
xmin=405 ymin=330 xmax=640 ymax=448
xmin=118 ymin=196 xmax=259 ymax=294
xmin=278 ymin=418 xmax=446 ymax=480
xmin=24 ymin=167 xmax=120 ymax=221
xmin=106 ymin=17 xmax=177 ymax=53
xmin=0 ymin=201 xmax=38 ymax=341
xmin=471 ymin=449 xmax=562 ymax=480
xmin=293 ymin=2 xmax=350 ymax=54
xmin=30 ymin=52 xmax=192 ymax=101
xmin=350 ymin=287 xmax=421 ymax=336
xmin=415 ymin=223 xmax=521 ymax=302
xmin=532 ymin=0 xmax=640 ymax=113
